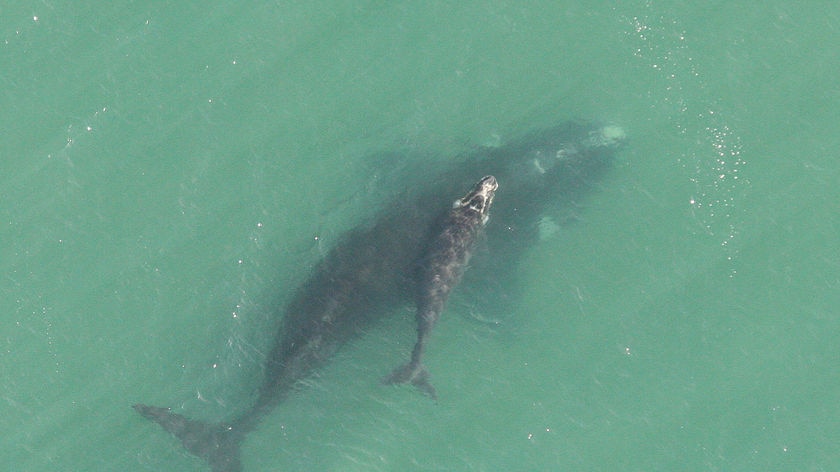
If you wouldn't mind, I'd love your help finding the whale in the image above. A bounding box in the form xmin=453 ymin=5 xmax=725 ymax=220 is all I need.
xmin=384 ymin=175 xmax=497 ymax=399
xmin=133 ymin=121 xmax=625 ymax=471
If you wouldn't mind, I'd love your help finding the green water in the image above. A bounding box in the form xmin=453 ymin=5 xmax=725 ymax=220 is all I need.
xmin=2 ymin=1 xmax=838 ymax=471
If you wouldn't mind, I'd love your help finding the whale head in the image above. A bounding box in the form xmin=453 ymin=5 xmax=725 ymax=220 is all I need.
xmin=454 ymin=175 xmax=498 ymax=222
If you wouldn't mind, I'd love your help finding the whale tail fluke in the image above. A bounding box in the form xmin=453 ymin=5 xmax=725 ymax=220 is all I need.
xmin=133 ymin=403 xmax=243 ymax=472
xmin=383 ymin=362 xmax=437 ymax=400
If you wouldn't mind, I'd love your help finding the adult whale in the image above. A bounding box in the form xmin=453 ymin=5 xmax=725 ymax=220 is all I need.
xmin=133 ymin=121 xmax=625 ymax=471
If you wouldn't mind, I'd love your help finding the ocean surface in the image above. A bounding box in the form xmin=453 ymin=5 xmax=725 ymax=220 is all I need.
xmin=2 ymin=2 xmax=838 ymax=471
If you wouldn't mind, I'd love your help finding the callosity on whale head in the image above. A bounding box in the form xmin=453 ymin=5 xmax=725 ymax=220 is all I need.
xmin=529 ymin=124 xmax=627 ymax=176
xmin=453 ymin=175 xmax=498 ymax=219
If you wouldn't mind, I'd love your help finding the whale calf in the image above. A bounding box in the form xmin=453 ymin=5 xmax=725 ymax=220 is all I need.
xmin=134 ymin=122 xmax=625 ymax=471
xmin=384 ymin=175 xmax=497 ymax=398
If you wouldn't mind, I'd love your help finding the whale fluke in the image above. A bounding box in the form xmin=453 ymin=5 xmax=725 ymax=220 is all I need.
xmin=133 ymin=404 xmax=243 ymax=472
xmin=384 ymin=360 xmax=436 ymax=399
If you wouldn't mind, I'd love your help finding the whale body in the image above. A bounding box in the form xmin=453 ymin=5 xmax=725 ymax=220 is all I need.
xmin=384 ymin=175 xmax=498 ymax=398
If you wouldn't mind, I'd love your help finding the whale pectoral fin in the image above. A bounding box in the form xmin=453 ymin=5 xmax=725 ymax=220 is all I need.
xmin=133 ymin=404 xmax=243 ymax=472
xmin=383 ymin=363 xmax=437 ymax=400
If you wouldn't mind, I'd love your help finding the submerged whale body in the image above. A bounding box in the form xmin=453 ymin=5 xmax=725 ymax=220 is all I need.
xmin=133 ymin=121 xmax=625 ymax=471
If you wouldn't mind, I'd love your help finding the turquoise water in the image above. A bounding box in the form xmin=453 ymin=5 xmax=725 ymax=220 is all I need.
xmin=2 ymin=1 xmax=838 ymax=470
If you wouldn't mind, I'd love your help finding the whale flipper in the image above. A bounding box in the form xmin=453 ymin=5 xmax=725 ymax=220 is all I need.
xmin=133 ymin=404 xmax=243 ymax=472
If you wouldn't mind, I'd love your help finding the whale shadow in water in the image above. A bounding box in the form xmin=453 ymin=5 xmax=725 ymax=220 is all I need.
xmin=133 ymin=121 xmax=626 ymax=471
